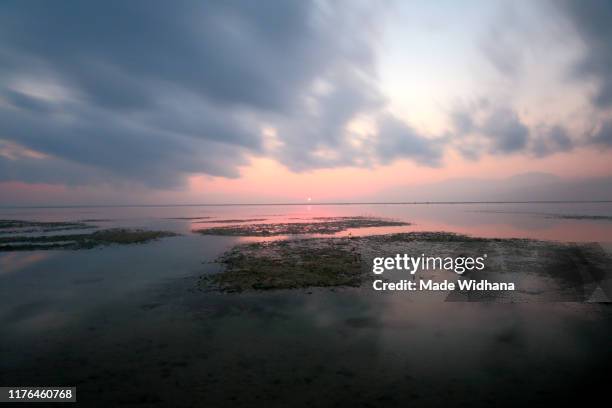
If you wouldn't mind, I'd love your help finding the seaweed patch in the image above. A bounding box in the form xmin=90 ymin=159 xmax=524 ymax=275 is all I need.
xmin=0 ymin=228 xmax=178 ymax=251
xmin=193 ymin=217 xmax=409 ymax=236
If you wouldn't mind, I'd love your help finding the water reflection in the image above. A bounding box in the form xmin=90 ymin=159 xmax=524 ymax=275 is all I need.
xmin=0 ymin=252 xmax=52 ymax=275
xmin=0 ymin=203 xmax=611 ymax=405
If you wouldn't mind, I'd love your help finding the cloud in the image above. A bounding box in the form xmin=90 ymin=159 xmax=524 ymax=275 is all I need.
xmin=591 ymin=120 xmax=612 ymax=146
xmin=0 ymin=90 xmax=255 ymax=187
xmin=531 ymin=125 xmax=573 ymax=157
xmin=0 ymin=0 xmax=334 ymax=111
xmin=273 ymin=67 xmax=385 ymax=171
xmin=480 ymin=22 xmax=523 ymax=78
xmin=0 ymin=0 xmax=389 ymax=186
xmin=450 ymin=102 xmax=576 ymax=158
xmin=560 ymin=0 xmax=612 ymax=108
xmin=450 ymin=103 xmax=527 ymax=157
xmin=482 ymin=108 xmax=529 ymax=153
xmin=0 ymin=0 xmax=606 ymax=194
xmin=376 ymin=115 xmax=443 ymax=167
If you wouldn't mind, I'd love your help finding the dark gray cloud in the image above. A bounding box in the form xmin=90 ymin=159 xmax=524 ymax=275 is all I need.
xmin=1 ymin=1 xmax=603 ymax=193
xmin=450 ymin=104 xmax=526 ymax=157
xmin=482 ymin=108 xmax=529 ymax=153
xmin=0 ymin=151 xmax=108 ymax=186
xmin=376 ymin=115 xmax=443 ymax=166
xmin=0 ymin=0 xmax=392 ymax=187
xmin=0 ymin=0 xmax=330 ymax=111
xmin=450 ymin=103 xmax=576 ymax=159
xmin=560 ymin=0 xmax=612 ymax=109
xmin=591 ymin=120 xmax=612 ymax=146
xmin=531 ymin=125 xmax=573 ymax=157
xmin=0 ymin=88 xmax=255 ymax=187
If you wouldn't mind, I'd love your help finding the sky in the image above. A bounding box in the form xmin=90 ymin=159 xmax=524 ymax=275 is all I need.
xmin=0 ymin=0 xmax=611 ymax=205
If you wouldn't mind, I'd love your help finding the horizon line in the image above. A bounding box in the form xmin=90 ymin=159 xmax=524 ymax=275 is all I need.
xmin=1 ymin=200 xmax=612 ymax=209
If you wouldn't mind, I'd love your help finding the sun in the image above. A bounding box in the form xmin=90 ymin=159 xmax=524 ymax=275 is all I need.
xmin=307 ymin=197 xmax=312 ymax=202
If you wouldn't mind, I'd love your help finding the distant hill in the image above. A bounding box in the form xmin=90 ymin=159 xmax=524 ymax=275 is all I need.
xmin=366 ymin=173 xmax=612 ymax=202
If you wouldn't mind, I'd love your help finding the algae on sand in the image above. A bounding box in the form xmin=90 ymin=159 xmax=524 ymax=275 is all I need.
xmin=0 ymin=228 xmax=179 ymax=251
xmin=202 ymin=232 xmax=612 ymax=300
xmin=0 ymin=219 xmax=96 ymax=234
xmin=194 ymin=218 xmax=268 ymax=224
xmin=202 ymin=239 xmax=364 ymax=292
xmin=193 ymin=216 xmax=409 ymax=236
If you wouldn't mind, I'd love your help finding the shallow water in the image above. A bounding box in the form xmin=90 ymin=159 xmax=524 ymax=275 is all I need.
xmin=1 ymin=203 xmax=611 ymax=406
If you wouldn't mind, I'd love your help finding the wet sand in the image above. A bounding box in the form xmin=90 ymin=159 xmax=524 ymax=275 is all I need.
xmin=193 ymin=216 xmax=410 ymax=236
xmin=204 ymin=231 xmax=611 ymax=302
xmin=0 ymin=223 xmax=178 ymax=251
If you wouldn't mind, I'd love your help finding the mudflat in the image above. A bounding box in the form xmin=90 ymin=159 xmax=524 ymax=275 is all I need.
xmin=193 ymin=216 xmax=409 ymax=236
xmin=203 ymin=232 xmax=611 ymax=302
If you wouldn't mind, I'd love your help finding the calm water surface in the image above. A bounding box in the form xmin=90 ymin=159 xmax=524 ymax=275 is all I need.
xmin=1 ymin=203 xmax=611 ymax=406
